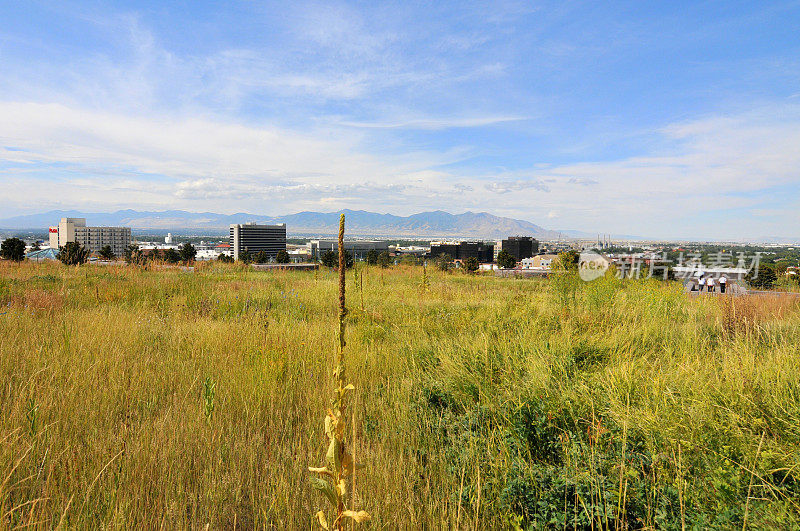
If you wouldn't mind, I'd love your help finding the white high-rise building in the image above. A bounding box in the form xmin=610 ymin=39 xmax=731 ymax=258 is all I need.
xmin=49 ymin=218 xmax=131 ymax=257
xmin=229 ymin=222 xmax=286 ymax=260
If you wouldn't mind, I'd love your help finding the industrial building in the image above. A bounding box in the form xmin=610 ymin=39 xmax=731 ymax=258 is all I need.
xmin=501 ymin=236 xmax=538 ymax=260
xmin=308 ymin=239 xmax=389 ymax=261
xmin=49 ymin=218 xmax=131 ymax=257
xmin=429 ymin=241 xmax=495 ymax=263
xmin=229 ymin=222 xmax=286 ymax=260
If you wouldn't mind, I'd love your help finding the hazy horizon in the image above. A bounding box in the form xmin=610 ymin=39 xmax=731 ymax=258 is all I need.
xmin=2 ymin=207 xmax=799 ymax=244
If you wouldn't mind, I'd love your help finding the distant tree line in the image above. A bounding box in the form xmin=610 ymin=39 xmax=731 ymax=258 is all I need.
xmin=316 ymin=249 xmax=397 ymax=269
xmin=123 ymin=243 xmax=197 ymax=265
xmin=1 ymin=237 xmax=26 ymax=262
xmin=235 ymin=249 xmax=291 ymax=264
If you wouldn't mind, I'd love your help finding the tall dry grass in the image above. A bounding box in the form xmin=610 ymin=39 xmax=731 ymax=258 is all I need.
xmin=1 ymin=261 xmax=799 ymax=528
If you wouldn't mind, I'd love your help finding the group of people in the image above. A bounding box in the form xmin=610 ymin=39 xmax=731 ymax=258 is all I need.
xmin=695 ymin=274 xmax=728 ymax=293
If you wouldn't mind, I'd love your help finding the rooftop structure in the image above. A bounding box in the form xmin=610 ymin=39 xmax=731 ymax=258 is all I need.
xmin=214 ymin=242 xmax=232 ymax=257
xmin=26 ymin=248 xmax=59 ymax=262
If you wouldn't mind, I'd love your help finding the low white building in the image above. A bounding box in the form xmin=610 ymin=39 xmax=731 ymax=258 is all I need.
xmin=521 ymin=254 xmax=559 ymax=269
xmin=195 ymin=249 xmax=221 ymax=261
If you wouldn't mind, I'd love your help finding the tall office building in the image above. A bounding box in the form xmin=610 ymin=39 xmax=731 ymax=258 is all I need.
xmin=49 ymin=218 xmax=131 ymax=257
xmin=229 ymin=222 xmax=286 ymax=260
xmin=501 ymin=236 xmax=538 ymax=260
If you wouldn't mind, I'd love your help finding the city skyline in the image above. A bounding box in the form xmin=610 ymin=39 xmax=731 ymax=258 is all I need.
xmin=1 ymin=1 xmax=799 ymax=240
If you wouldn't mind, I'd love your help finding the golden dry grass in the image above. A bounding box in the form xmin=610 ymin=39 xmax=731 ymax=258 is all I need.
xmin=1 ymin=261 xmax=799 ymax=529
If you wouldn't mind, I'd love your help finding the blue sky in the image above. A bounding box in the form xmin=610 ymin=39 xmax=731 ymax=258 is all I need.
xmin=1 ymin=1 xmax=799 ymax=239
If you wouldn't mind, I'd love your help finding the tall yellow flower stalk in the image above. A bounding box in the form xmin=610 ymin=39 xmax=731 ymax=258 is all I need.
xmin=309 ymin=214 xmax=370 ymax=530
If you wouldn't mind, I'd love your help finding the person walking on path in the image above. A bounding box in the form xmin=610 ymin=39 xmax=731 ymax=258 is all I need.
xmin=719 ymin=274 xmax=727 ymax=294
xmin=698 ymin=275 xmax=706 ymax=293
xmin=707 ymin=276 xmax=716 ymax=293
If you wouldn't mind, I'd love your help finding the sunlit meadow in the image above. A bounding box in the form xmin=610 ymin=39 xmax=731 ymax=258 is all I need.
xmin=2 ymin=260 xmax=799 ymax=528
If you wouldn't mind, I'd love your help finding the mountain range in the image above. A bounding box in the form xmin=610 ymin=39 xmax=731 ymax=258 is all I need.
xmin=0 ymin=209 xmax=576 ymax=239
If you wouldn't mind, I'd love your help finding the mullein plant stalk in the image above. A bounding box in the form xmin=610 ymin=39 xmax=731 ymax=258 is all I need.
xmin=309 ymin=214 xmax=370 ymax=530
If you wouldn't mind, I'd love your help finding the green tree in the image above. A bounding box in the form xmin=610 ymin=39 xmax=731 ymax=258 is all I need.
xmin=556 ymin=250 xmax=580 ymax=271
xmin=179 ymin=243 xmax=197 ymax=263
xmin=342 ymin=250 xmax=354 ymax=269
xmin=463 ymin=256 xmax=479 ymax=273
xmin=321 ymin=250 xmax=337 ymax=268
xmin=322 ymin=250 xmax=353 ymax=269
xmin=58 ymin=242 xmax=89 ymax=265
xmin=377 ymin=251 xmax=391 ymax=268
xmin=366 ymin=248 xmax=379 ymax=265
xmin=98 ymin=245 xmax=115 ymax=261
xmin=254 ymin=250 xmax=269 ymax=264
xmin=30 ymin=240 xmax=41 ymax=252
xmin=239 ymin=248 xmax=252 ymax=263
xmin=124 ymin=244 xmax=147 ymax=265
xmin=162 ymin=248 xmax=180 ymax=263
xmin=748 ymin=265 xmax=777 ymax=290
xmin=1 ymin=237 xmax=26 ymax=262
xmin=435 ymin=253 xmax=452 ymax=272
xmin=124 ymin=244 xmax=135 ymax=262
xmin=276 ymin=250 xmax=291 ymax=263
xmin=496 ymin=250 xmax=517 ymax=269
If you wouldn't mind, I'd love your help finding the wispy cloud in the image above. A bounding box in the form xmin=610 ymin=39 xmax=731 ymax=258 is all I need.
xmin=485 ymin=179 xmax=550 ymax=193
xmin=567 ymin=177 xmax=598 ymax=186
xmin=339 ymin=115 xmax=527 ymax=130
xmin=0 ymin=102 xmax=390 ymax=180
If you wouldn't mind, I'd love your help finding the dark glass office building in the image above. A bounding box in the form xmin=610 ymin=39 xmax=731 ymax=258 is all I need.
xmin=429 ymin=241 xmax=494 ymax=262
xmin=501 ymin=236 xmax=538 ymax=260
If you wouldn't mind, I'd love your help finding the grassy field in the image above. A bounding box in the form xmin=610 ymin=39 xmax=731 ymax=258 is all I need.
xmin=1 ymin=260 xmax=800 ymax=529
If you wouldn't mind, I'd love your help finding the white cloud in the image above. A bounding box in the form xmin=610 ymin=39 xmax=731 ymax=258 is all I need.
xmin=339 ymin=115 xmax=527 ymax=130
xmin=0 ymin=101 xmax=396 ymax=182
xmin=0 ymin=101 xmax=468 ymax=214
xmin=567 ymin=177 xmax=598 ymax=186
xmin=2 ymin=98 xmax=800 ymax=239
xmin=485 ymin=179 xmax=550 ymax=193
